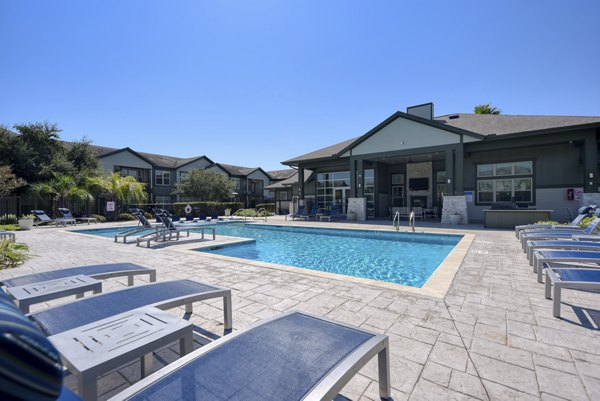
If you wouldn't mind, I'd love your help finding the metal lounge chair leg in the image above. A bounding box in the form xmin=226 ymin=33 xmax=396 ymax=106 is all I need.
xmin=180 ymin=331 xmax=193 ymax=356
xmin=378 ymin=340 xmax=392 ymax=400
xmin=141 ymin=353 xmax=153 ymax=378
xmin=128 ymin=275 xmax=134 ymax=286
xmin=223 ymin=291 xmax=233 ymax=330
xmin=185 ymin=302 xmax=193 ymax=314
xmin=545 ymin=273 xmax=553 ymax=299
xmin=78 ymin=373 xmax=97 ymax=401
xmin=553 ymin=285 xmax=562 ymax=318
xmin=149 ymin=271 xmax=157 ymax=282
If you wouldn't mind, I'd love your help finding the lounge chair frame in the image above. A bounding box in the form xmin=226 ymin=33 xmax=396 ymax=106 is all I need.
xmin=526 ymin=240 xmax=600 ymax=265
xmin=109 ymin=310 xmax=391 ymax=401
xmin=545 ymin=267 xmax=600 ymax=317
xmin=533 ymin=250 xmax=600 ymax=283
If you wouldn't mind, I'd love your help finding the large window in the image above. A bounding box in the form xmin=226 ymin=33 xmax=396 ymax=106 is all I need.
xmin=477 ymin=161 xmax=533 ymax=203
xmin=364 ymin=169 xmax=375 ymax=217
xmin=317 ymin=171 xmax=350 ymax=211
xmin=155 ymin=170 xmax=171 ymax=186
xmin=115 ymin=166 xmax=149 ymax=184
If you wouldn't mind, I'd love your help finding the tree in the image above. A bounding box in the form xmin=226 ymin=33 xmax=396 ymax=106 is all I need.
xmin=0 ymin=165 xmax=26 ymax=198
xmin=474 ymin=104 xmax=501 ymax=115
xmin=65 ymin=138 xmax=100 ymax=181
xmin=176 ymin=169 xmax=236 ymax=201
xmin=31 ymin=173 xmax=93 ymax=211
xmin=90 ymin=173 xmax=147 ymax=218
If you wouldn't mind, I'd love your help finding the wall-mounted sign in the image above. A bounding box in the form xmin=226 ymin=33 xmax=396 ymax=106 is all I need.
xmin=464 ymin=191 xmax=474 ymax=203
xmin=106 ymin=201 xmax=115 ymax=212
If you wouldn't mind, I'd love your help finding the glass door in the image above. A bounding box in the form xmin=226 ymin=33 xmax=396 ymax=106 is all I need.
xmin=391 ymin=173 xmax=405 ymax=207
xmin=364 ymin=169 xmax=375 ymax=218
xmin=334 ymin=188 xmax=349 ymax=213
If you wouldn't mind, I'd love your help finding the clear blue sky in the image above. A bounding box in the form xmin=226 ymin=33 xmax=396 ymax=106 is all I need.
xmin=1 ymin=1 xmax=599 ymax=171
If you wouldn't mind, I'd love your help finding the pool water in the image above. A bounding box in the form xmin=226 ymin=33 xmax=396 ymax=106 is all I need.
xmin=74 ymin=223 xmax=462 ymax=287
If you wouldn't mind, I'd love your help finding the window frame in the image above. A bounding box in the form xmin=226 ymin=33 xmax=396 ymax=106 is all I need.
xmin=155 ymin=170 xmax=171 ymax=186
xmin=475 ymin=161 xmax=534 ymax=205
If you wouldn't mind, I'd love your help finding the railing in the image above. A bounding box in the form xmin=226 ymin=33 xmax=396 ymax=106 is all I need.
xmin=256 ymin=208 xmax=268 ymax=222
xmin=409 ymin=211 xmax=416 ymax=232
xmin=392 ymin=211 xmax=400 ymax=232
xmin=231 ymin=209 xmax=248 ymax=221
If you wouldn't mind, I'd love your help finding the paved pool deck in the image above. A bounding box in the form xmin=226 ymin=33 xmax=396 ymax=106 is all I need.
xmin=2 ymin=217 xmax=600 ymax=400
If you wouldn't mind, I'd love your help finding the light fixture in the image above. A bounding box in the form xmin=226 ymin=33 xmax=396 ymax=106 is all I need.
xmin=589 ymin=172 xmax=594 ymax=179
xmin=447 ymin=178 xmax=452 ymax=184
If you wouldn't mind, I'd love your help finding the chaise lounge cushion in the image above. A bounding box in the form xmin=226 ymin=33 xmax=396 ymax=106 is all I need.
xmin=0 ymin=289 xmax=63 ymax=401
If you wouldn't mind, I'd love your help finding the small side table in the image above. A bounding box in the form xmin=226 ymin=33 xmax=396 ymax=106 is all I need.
xmin=49 ymin=306 xmax=193 ymax=401
xmin=5 ymin=274 xmax=102 ymax=313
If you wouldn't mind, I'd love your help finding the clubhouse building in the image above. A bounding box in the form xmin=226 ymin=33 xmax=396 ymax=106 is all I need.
xmin=277 ymin=103 xmax=600 ymax=223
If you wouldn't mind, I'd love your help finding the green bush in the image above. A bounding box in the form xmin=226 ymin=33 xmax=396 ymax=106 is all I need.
xmin=144 ymin=211 xmax=153 ymax=219
xmin=0 ymin=214 xmax=18 ymax=224
xmin=255 ymin=203 xmax=275 ymax=213
xmin=579 ymin=216 xmax=599 ymax=231
xmin=0 ymin=240 xmax=29 ymax=270
xmin=172 ymin=202 xmax=244 ymax=217
xmin=90 ymin=214 xmax=107 ymax=223
xmin=533 ymin=220 xmax=562 ymax=225
xmin=118 ymin=212 xmax=135 ymax=221
xmin=0 ymin=224 xmax=20 ymax=231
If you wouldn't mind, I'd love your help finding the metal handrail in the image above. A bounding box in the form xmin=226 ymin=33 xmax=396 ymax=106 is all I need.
xmin=409 ymin=211 xmax=416 ymax=232
xmin=392 ymin=211 xmax=400 ymax=232
xmin=256 ymin=208 xmax=268 ymax=222
xmin=231 ymin=208 xmax=247 ymax=222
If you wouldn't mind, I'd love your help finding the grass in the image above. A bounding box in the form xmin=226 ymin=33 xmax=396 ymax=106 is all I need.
xmin=0 ymin=224 xmax=20 ymax=231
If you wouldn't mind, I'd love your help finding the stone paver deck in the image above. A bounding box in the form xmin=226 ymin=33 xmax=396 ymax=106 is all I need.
xmin=2 ymin=218 xmax=600 ymax=400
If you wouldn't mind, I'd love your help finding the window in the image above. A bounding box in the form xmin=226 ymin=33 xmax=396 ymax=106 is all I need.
xmin=179 ymin=171 xmax=188 ymax=180
xmin=154 ymin=195 xmax=171 ymax=205
xmin=436 ymin=171 xmax=446 ymax=201
xmin=115 ymin=166 xmax=149 ymax=183
xmin=231 ymin=177 xmax=241 ymax=190
xmin=280 ymin=191 xmax=288 ymax=201
xmin=317 ymin=171 xmax=350 ymax=211
xmin=391 ymin=174 xmax=404 ymax=207
xmin=364 ymin=169 xmax=375 ymax=218
xmin=476 ymin=161 xmax=533 ymax=203
xmin=155 ymin=170 xmax=171 ymax=186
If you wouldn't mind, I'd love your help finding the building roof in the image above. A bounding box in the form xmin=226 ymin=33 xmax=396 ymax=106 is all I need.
xmin=267 ymin=169 xmax=297 ymax=180
xmin=284 ymin=111 xmax=600 ymax=165
xmin=93 ymin=145 xmax=213 ymax=169
xmin=435 ymin=113 xmax=600 ymax=136
xmin=265 ymin=169 xmax=312 ymax=189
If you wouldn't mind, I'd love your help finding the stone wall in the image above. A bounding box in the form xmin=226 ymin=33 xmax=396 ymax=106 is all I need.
xmin=407 ymin=162 xmax=432 ymax=208
xmin=347 ymin=198 xmax=367 ymax=221
xmin=441 ymin=195 xmax=469 ymax=224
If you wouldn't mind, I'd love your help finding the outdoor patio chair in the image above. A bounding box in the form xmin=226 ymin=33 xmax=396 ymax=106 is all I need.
xmin=515 ymin=205 xmax=595 ymax=238
xmin=136 ymin=212 xmax=215 ymax=248
xmin=319 ymin=205 xmax=345 ymax=221
xmin=29 ymin=279 xmax=232 ymax=336
xmin=32 ymin=209 xmax=76 ymax=227
xmin=288 ymin=205 xmax=306 ymax=220
xmin=58 ymin=208 xmax=98 ymax=225
xmin=107 ymin=310 xmax=391 ymax=401
xmin=532 ymin=250 xmax=600 ymax=283
xmin=520 ymin=210 xmax=600 ymax=250
xmin=114 ymin=209 xmax=161 ymax=243
xmin=544 ymin=267 xmax=600 ymax=318
xmin=1 ymin=263 xmax=156 ymax=312
xmin=526 ymin=240 xmax=600 ymax=265
xmin=306 ymin=205 xmax=319 ymax=220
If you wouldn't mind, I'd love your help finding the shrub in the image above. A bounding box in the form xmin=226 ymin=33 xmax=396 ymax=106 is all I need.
xmin=118 ymin=212 xmax=135 ymax=221
xmin=0 ymin=240 xmax=29 ymax=270
xmin=0 ymin=224 xmax=20 ymax=231
xmin=0 ymin=214 xmax=18 ymax=224
xmin=90 ymin=214 xmax=107 ymax=223
xmin=534 ymin=220 xmax=562 ymax=225
xmin=255 ymin=203 xmax=275 ymax=213
xmin=144 ymin=211 xmax=152 ymax=219
xmin=172 ymin=202 xmax=244 ymax=217
xmin=579 ymin=216 xmax=599 ymax=231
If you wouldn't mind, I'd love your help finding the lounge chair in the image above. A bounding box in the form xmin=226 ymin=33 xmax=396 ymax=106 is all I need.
xmin=288 ymin=205 xmax=306 ymax=220
xmin=1 ymin=263 xmax=156 ymax=313
xmin=526 ymin=240 xmax=600 ymax=265
xmin=532 ymin=250 xmax=600 ymax=283
xmin=319 ymin=205 xmax=345 ymax=221
xmin=545 ymin=267 xmax=600 ymax=317
xmin=58 ymin=208 xmax=98 ymax=225
xmin=108 ymin=310 xmax=391 ymax=401
xmin=32 ymin=209 xmax=76 ymax=227
xmin=515 ymin=205 xmax=595 ymax=238
xmin=306 ymin=205 xmax=319 ymax=220
xmin=520 ymin=210 xmax=600 ymax=250
xmin=29 ymin=279 xmax=232 ymax=336
xmin=114 ymin=209 xmax=161 ymax=243
xmin=137 ymin=212 xmax=215 ymax=248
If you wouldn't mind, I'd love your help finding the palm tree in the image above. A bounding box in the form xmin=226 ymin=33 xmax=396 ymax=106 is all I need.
xmin=474 ymin=104 xmax=501 ymax=115
xmin=31 ymin=173 xmax=94 ymax=213
xmin=90 ymin=172 xmax=147 ymax=218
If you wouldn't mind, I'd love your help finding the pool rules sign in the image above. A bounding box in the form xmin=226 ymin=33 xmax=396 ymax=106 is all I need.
xmin=106 ymin=201 xmax=116 ymax=212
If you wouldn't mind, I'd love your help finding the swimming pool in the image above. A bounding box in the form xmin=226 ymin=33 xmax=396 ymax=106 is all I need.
xmin=74 ymin=223 xmax=462 ymax=288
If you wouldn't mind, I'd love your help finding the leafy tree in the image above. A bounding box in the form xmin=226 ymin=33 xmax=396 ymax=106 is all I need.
xmin=0 ymin=165 xmax=27 ymax=198
xmin=65 ymin=138 xmax=100 ymax=181
xmin=31 ymin=173 xmax=93 ymax=211
xmin=474 ymin=104 xmax=501 ymax=115
xmin=176 ymin=169 xmax=236 ymax=201
xmin=90 ymin=172 xmax=147 ymax=219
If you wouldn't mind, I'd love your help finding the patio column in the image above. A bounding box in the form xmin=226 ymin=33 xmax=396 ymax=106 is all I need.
xmin=584 ymin=133 xmax=597 ymax=192
xmin=445 ymin=149 xmax=455 ymax=196
xmin=356 ymin=159 xmax=364 ymax=198
xmin=455 ymin=145 xmax=464 ymax=195
xmin=298 ymin=168 xmax=305 ymax=200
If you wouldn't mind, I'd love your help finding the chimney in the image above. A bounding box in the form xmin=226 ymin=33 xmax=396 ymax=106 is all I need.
xmin=406 ymin=102 xmax=434 ymax=120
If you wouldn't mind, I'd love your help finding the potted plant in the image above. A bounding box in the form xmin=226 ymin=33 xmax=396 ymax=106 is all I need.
xmin=18 ymin=214 xmax=35 ymax=230
xmin=449 ymin=212 xmax=461 ymax=225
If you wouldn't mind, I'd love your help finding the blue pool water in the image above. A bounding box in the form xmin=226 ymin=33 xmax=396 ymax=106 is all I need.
xmin=75 ymin=223 xmax=462 ymax=287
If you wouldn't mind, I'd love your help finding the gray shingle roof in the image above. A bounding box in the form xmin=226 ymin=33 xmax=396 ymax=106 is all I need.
xmin=435 ymin=113 xmax=600 ymax=136
xmin=283 ymin=136 xmax=360 ymax=164
xmin=265 ymin=169 xmax=312 ymax=189
xmin=267 ymin=169 xmax=297 ymax=180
